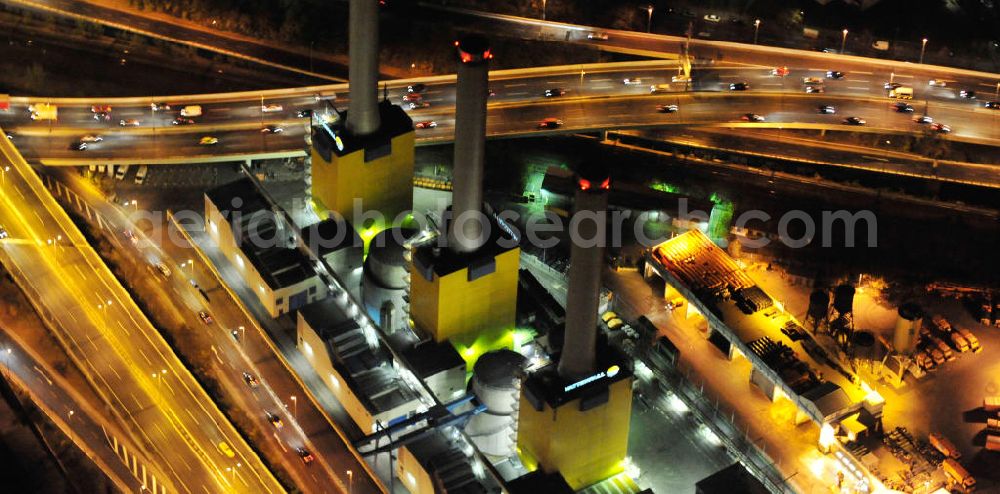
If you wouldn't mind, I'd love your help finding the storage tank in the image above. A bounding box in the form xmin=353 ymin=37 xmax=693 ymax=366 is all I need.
xmin=363 ymin=227 xmax=418 ymax=332
xmin=807 ymin=290 xmax=830 ymax=325
xmin=464 ymin=349 xmax=526 ymax=458
xmin=833 ymin=284 xmax=855 ymax=315
xmin=893 ymin=303 xmax=922 ymax=355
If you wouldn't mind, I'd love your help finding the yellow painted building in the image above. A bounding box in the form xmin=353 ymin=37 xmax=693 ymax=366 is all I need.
xmin=517 ymin=366 xmax=634 ymax=490
xmin=409 ymin=245 xmax=520 ymax=352
xmin=311 ymin=102 xmax=415 ymax=233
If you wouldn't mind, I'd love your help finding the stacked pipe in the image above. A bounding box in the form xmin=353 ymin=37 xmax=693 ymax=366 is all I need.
xmin=346 ymin=0 xmax=381 ymax=135
xmin=447 ymin=35 xmax=493 ymax=253
xmin=557 ymin=163 xmax=611 ymax=380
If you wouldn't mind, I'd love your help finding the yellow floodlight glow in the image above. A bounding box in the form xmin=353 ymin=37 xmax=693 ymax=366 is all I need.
xmin=819 ymin=422 xmax=836 ymax=450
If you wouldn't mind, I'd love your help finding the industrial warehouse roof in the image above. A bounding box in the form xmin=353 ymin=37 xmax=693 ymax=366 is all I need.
xmin=207 ymin=178 xmax=317 ymax=290
xmin=299 ymin=299 xmax=420 ymax=416
xmin=695 ymin=463 xmax=769 ymax=494
xmin=301 ymin=217 xmax=361 ymax=256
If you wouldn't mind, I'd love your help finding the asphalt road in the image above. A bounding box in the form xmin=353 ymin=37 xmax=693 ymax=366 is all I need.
xmin=3 ymin=61 xmax=999 ymax=166
xmin=0 ymin=137 xmax=285 ymax=494
xmin=52 ymin=168 xmax=379 ymax=494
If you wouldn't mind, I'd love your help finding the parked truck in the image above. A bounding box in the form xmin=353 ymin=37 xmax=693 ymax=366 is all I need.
xmin=987 ymin=417 xmax=1000 ymax=433
xmin=180 ymin=105 xmax=202 ymax=117
xmin=932 ymin=315 xmax=953 ymax=333
xmin=985 ymin=396 xmax=1000 ymax=413
xmin=929 ymin=432 xmax=962 ymax=459
xmin=942 ymin=458 xmax=976 ymax=491
xmin=889 ymin=86 xmax=913 ymax=99
xmin=28 ymin=103 xmax=58 ymax=121
xmin=957 ymin=328 xmax=981 ymax=353
xmin=987 ymin=435 xmax=1000 ymax=452
xmin=950 ymin=331 xmax=971 ymax=353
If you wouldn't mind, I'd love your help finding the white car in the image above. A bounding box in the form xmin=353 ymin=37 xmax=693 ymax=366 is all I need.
xmin=928 ymin=79 xmax=947 ymax=87
xmin=261 ymin=103 xmax=283 ymax=112
xmin=623 ymin=78 xmax=644 ymax=85
xmin=0 ymin=225 xmax=8 ymax=239
xmin=703 ymin=14 xmax=721 ymax=22
xmin=587 ymin=32 xmax=609 ymax=40
xmin=155 ymin=262 xmax=171 ymax=277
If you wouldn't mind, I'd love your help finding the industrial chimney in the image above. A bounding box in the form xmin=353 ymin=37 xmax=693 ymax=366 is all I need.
xmin=447 ymin=35 xmax=493 ymax=254
xmin=557 ymin=163 xmax=610 ymax=380
xmin=346 ymin=0 xmax=381 ymax=135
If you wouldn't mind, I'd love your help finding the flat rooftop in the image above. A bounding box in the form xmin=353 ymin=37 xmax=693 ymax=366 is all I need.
xmin=207 ymin=178 xmax=317 ymax=289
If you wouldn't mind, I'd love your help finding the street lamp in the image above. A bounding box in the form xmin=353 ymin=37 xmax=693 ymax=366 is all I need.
xmin=1 ymin=165 xmax=9 ymax=185
xmin=841 ymin=29 xmax=849 ymax=54
xmin=646 ymin=5 xmax=654 ymax=33
xmin=346 ymin=470 xmax=353 ymax=494
xmin=541 ymin=0 xmax=546 ymax=20
xmin=290 ymin=395 xmax=297 ymax=419
xmin=753 ymin=19 xmax=761 ymax=45
xmin=920 ymin=38 xmax=928 ymax=64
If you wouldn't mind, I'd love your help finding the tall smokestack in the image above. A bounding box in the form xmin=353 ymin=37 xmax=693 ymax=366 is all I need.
xmin=447 ymin=35 xmax=492 ymax=253
xmin=347 ymin=0 xmax=381 ymax=136
xmin=557 ymin=163 xmax=610 ymax=380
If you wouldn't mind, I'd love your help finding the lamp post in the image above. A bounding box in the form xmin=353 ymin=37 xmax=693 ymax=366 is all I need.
xmin=753 ymin=19 xmax=761 ymax=45
xmin=841 ymin=29 xmax=848 ymax=54
xmin=347 ymin=470 xmax=353 ymax=494
xmin=1 ymin=165 xmax=9 ymax=185
xmin=541 ymin=0 xmax=546 ymax=20
xmin=646 ymin=5 xmax=653 ymax=33
xmin=920 ymin=38 xmax=928 ymax=64
xmin=290 ymin=395 xmax=297 ymax=419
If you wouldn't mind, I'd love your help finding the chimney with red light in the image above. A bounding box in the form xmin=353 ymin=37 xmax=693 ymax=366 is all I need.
xmin=346 ymin=0 xmax=381 ymax=136
xmin=448 ymin=35 xmax=493 ymax=253
xmin=557 ymin=162 xmax=611 ymax=380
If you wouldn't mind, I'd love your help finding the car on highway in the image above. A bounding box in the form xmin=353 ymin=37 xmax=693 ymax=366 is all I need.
xmin=771 ymin=66 xmax=789 ymax=77
xmin=913 ymin=115 xmax=934 ymax=124
xmin=407 ymin=101 xmax=430 ymax=110
xmin=959 ymin=90 xmax=976 ymax=99
xmin=415 ymin=121 xmax=437 ymax=129
xmin=242 ymin=372 xmax=259 ymax=388
xmin=729 ymin=82 xmax=749 ymax=91
xmin=703 ymin=14 xmax=721 ymax=22
xmin=930 ymin=123 xmax=951 ymax=133
xmin=543 ymin=88 xmax=566 ymax=97
xmin=623 ymin=78 xmax=644 ymax=85
xmin=656 ymin=104 xmax=679 ymax=113
xmin=261 ymin=103 xmax=283 ymax=112
xmin=402 ymin=93 xmax=422 ymax=102
xmin=296 ymin=109 xmax=313 ymax=118
xmin=884 ymin=82 xmax=903 ymax=90
xmin=740 ymin=113 xmax=765 ymax=122
xmin=802 ymin=77 xmax=823 ymax=85
xmin=297 ymin=448 xmax=315 ymax=465
xmin=172 ymin=117 xmax=195 ymax=125
xmin=150 ymin=102 xmax=171 ymax=111
xmin=91 ymin=105 xmax=112 ymax=114
xmin=93 ymin=112 xmax=112 ymax=122
xmin=261 ymin=125 xmax=284 ymax=133
xmin=70 ymin=141 xmax=88 ymax=151
xmin=199 ymin=136 xmax=219 ymax=145
xmin=123 ymin=229 xmax=138 ymax=245
xmin=538 ymin=118 xmax=563 ymax=129
xmin=671 ymin=74 xmax=691 ymax=83
xmin=0 ymin=225 xmax=7 ymax=239
xmin=928 ymin=79 xmax=947 ymax=87
xmin=155 ymin=262 xmax=171 ymax=278
xmin=198 ymin=310 xmax=214 ymax=325
xmin=826 ymin=71 xmax=846 ymax=79
xmin=407 ymin=83 xmax=426 ymax=93
xmin=843 ymin=116 xmax=866 ymax=125
xmin=80 ymin=135 xmax=103 ymax=143
xmin=804 ymin=85 xmax=825 ymax=93
xmin=119 ymin=119 xmax=141 ymax=127
xmin=893 ymin=102 xmax=915 ymax=113
xmin=217 ymin=442 xmax=236 ymax=458
xmin=587 ymin=32 xmax=609 ymax=40
xmin=985 ymin=101 xmax=1000 ymax=109
xmin=266 ymin=412 xmax=284 ymax=429
xmin=817 ymin=105 xmax=836 ymax=114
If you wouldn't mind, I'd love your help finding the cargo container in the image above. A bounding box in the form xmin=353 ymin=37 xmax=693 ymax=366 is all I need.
xmin=985 ymin=397 xmax=1000 ymax=413
xmin=987 ymin=417 xmax=1000 ymax=432
xmin=932 ymin=315 xmax=952 ymax=333
xmin=987 ymin=435 xmax=1000 ymax=452
xmin=942 ymin=458 xmax=976 ymax=491
xmin=929 ymin=432 xmax=962 ymax=459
